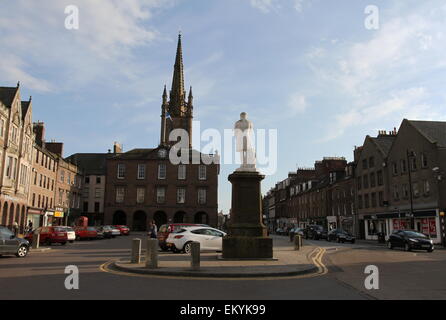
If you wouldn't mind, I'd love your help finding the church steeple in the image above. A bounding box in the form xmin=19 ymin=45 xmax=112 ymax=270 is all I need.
xmin=160 ymin=33 xmax=193 ymax=148
xmin=169 ymin=33 xmax=186 ymax=114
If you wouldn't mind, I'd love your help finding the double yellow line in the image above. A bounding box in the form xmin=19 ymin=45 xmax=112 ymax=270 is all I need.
xmin=310 ymin=247 xmax=328 ymax=277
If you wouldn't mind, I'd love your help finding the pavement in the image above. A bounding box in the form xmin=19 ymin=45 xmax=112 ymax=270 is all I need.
xmin=1 ymin=234 xmax=446 ymax=300
xmin=109 ymin=236 xmax=321 ymax=278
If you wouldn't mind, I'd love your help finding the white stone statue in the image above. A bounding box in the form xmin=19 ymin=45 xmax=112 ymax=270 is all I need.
xmin=234 ymin=112 xmax=256 ymax=172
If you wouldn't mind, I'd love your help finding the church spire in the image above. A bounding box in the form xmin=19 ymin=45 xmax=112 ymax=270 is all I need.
xmin=170 ymin=33 xmax=185 ymax=112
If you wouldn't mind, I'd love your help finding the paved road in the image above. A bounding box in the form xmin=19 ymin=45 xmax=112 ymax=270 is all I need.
xmin=0 ymin=234 xmax=444 ymax=300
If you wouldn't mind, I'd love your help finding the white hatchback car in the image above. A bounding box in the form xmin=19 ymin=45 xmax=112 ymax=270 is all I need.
xmin=167 ymin=226 xmax=227 ymax=253
xmin=60 ymin=226 xmax=76 ymax=243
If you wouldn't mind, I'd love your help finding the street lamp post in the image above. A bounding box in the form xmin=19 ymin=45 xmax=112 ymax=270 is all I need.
xmin=406 ymin=150 xmax=416 ymax=230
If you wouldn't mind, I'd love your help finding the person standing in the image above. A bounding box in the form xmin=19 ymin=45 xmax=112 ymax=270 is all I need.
xmin=13 ymin=221 xmax=19 ymax=236
xmin=147 ymin=220 xmax=158 ymax=239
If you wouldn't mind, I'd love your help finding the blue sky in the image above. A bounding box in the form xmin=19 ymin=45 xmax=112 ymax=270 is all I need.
xmin=1 ymin=0 xmax=446 ymax=214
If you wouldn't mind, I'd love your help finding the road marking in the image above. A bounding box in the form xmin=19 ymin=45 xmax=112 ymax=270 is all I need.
xmin=99 ymin=247 xmax=328 ymax=281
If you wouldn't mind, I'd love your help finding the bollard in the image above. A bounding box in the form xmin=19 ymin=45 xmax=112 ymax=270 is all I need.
xmin=294 ymin=235 xmax=302 ymax=251
xmin=190 ymin=242 xmax=200 ymax=270
xmin=145 ymin=239 xmax=158 ymax=269
xmin=131 ymin=238 xmax=142 ymax=264
xmin=32 ymin=233 xmax=40 ymax=249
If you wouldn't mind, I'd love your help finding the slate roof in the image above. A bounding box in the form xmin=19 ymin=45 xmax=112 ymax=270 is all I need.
xmin=66 ymin=153 xmax=108 ymax=175
xmin=371 ymin=135 xmax=396 ymax=156
xmin=408 ymin=120 xmax=446 ymax=148
xmin=21 ymin=101 xmax=30 ymax=120
xmin=0 ymin=86 xmax=18 ymax=107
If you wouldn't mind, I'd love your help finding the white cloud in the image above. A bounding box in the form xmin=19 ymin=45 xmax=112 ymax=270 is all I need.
xmin=294 ymin=0 xmax=304 ymax=12
xmin=0 ymin=0 xmax=174 ymax=92
xmin=288 ymin=93 xmax=307 ymax=114
xmin=249 ymin=0 xmax=279 ymax=13
xmin=304 ymin=5 xmax=446 ymax=142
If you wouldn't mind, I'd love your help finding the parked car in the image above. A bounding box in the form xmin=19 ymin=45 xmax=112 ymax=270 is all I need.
xmin=166 ymin=226 xmax=227 ymax=253
xmin=114 ymin=225 xmax=130 ymax=236
xmin=327 ymin=229 xmax=356 ymax=243
xmin=25 ymin=226 xmax=68 ymax=246
xmin=95 ymin=227 xmax=105 ymax=239
xmin=290 ymin=227 xmax=304 ymax=237
xmin=74 ymin=226 xmax=98 ymax=240
xmin=58 ymin=226 xmax=76 ymax=243
xmin=158 ymin=223 xmax=208 ymax=251
xmin=388 ymin=230 xmax=434 ymax=252
xmin=103 ymin=225 xmax=121 ymax=238
xmin=275 ymin=228 xmax=284 ymax=235
xmin=304 ymin=225 xmax=328 ymax=240
xmin=0 ymin=226 xmax=29 ymax=258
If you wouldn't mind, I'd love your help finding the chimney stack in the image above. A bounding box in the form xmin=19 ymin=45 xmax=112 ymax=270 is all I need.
xmin=113 ymin=142 xmax=123 ymax=154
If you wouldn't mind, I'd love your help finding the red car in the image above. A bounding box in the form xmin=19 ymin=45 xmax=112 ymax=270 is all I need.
xmin=158 ymin=223 xmax=209 ymax=251
xmin=114 ymin=225 xmax=130 ymax=236
xmin=74 ymin=226 xmax=98 ymax=240
xmin=25 ymin=226 xmax=68 ymax=246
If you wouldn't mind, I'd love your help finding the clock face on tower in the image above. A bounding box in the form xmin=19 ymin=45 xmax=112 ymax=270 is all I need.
xmin=158 ymin=148 xmax=167 ymax=159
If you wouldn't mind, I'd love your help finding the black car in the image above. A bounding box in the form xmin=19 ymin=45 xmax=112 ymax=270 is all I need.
xmin=327 ymin=229 xmax=356 ymax=243
xmin=0 ymin=226 xmax=30 ymax=258
xmin=388 ymin=230 xmax=434 ymax=252
xmin=304 ymin=225 xmax=327 ymax=240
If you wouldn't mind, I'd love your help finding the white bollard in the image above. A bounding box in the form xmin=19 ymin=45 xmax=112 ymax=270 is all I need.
xmin=146 ymin=239 xmax=158 ymax=269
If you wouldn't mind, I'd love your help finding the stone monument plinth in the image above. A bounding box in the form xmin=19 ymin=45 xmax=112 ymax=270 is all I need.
xmin=222 ymin=112 xmax=273 ymax=259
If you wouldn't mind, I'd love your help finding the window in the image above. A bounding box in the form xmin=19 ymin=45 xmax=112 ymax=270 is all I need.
xmin=423 ymin=180 xmax=430 ymax=195
xmin=370 ymin=172 xmax=376 ymax=188
xmin=369 ymin=157 xmax=375 ymax=168
xmin=400 ymin=159 xmax=407 ymax=173
xmin=36 ymin=151 xmax=39 ymax=164
xmin=392 ymin=162 xmax=398 ymax=175
xmin=156 ymin=187 xmax=166 ymax=204
xmin=178 ymin=165 xmax=186 ymax=180
xmin=60 ymin=170 xmax=65 ymax=183
xmin=362 ymin=159 xmax=368 ymax=170
xmin=136 ymin=187 xmax=145 ymax=204
xmin=96 ymin=176 xmax=101 ymax=184
xmin=413 ymin=182 xmax=420 ymax=197
xmin=358 ymin=195 xmax=363 ymax=209
xmin=137 ymin=164 xmax=146 ymax=180
xmin=357 ymin=177 xmax=362 ymax=190
xmin=177 ymin=187 xmax=186 ymax=204
xmin=371 ymin=193 xmax=377 ymax=208
xmin=198 ymin=165 xmax=207 ymax=180
xmin=94 ymin=202 xmax=100 ymax=213
xmin=117 ymin=164 xmax=125 ymax=179
xmin=393 ymin=185 xmax=399 ymax=200
xmin=95 ymin=188 xmax=101 ymax=198
xmin=116 ymin=187 xmax=125 ymax=203
xmin=6 ymin=156 xmax=12 ymax=178
xmin=377 ymin=170 xmax=383 ymax=186
xmin=363 ymin=175 xmax=369 ymax=189
xmin=85 ymin=176 xmax=90 ymax=184
xmin=364 ymin=194 xmax=370 ymax=208
xmin=421 ymin=153 xmax=428 ymax=168
xmin=410 ymin=156 xmax=417 ymax=171
xmin=158 ymin=164 xmax=166 ymax=180
xmin=402 ymin=184 xmax=409 ymax=199
xmin=378 ymin=191 xmax=384 ymax=207
xmin=83 ymin=202 xmax=89 ymax=212
xmin=198 ymin=188 xmax=207 ymax=205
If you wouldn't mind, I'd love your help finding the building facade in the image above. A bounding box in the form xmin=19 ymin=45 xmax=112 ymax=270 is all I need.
xmin=103 ymin=34 xmax=219 ymax=230
xmin=0 ymin=84 xmax=34 ymax=233
xmin=66 ymin=153 xmax=108 ymax=226
xmin=27 ymin=124 xmax=59 ymax=228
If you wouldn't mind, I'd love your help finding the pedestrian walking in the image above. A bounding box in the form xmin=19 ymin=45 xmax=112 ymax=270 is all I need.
xmin=13 ymin=221 xmax=19 ymax=236
xmin=147 ymin=220 xmax=158 ymax=239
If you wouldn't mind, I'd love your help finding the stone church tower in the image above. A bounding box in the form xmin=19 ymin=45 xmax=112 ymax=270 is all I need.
xmin=160 ymin=34 xmax=193 ymax=148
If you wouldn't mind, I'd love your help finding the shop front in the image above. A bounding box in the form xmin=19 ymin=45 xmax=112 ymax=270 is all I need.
xmin=27 ymin=208 xmax=44 ymax=231
xmin=52 ymin=209 xmax=65 ymax=226
xmin=364 ymin=209 xmax=442 ymax=243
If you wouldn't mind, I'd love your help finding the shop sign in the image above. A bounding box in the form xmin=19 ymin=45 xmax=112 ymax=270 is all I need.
xmin=54 ymin=211 xmax=64 ymax=218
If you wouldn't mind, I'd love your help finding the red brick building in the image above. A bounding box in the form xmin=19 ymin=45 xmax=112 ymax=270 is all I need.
xmin=103 ymin=35 xmax=219 ymax=230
